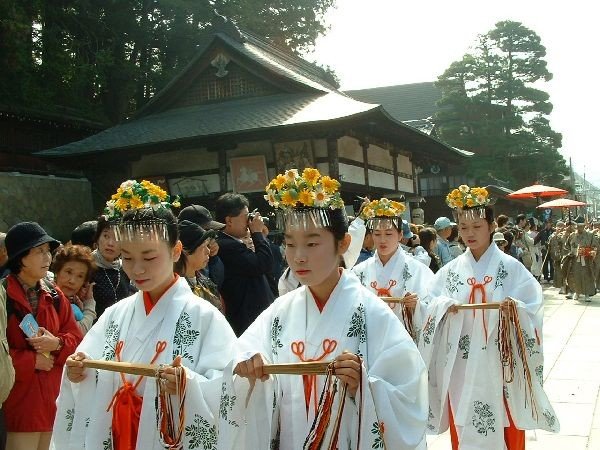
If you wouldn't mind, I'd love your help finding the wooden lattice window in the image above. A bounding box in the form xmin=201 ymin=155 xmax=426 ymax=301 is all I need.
xmin=174 ymin=63 xmax=278 ymax=108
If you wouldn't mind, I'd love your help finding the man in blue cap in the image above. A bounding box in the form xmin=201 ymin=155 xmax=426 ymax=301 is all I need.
xmin=434 ymin=216 xmax=457 ymax=267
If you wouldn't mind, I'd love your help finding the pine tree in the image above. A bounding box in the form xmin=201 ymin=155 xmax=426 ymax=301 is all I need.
xmin=435 ymin=20 xmax=567 ymax=188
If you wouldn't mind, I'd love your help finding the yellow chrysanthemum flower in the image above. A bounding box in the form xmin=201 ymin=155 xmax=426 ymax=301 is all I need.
xmin=129 ymin=196 xmax=144 ymax=209
xmin=298 ymin=189 xmax=315 ymax=207
xmin=466 ymin=198 xmax=475 ymax=207
xmin=302 ymin=168 xmax=321 ymax=186
xmin=280 ymin=190 xmax=296 ymax=206
xmin=115 ymin=197 xmax=130 ymax=211
xmin=273 ymin=174 xmax=287 ymax=190
xmin=321 ymin=176 xmax=340 ymax=194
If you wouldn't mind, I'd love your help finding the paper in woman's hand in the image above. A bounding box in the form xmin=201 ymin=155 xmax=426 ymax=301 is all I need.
xmin=19 ymin=313 xmax=40 ymax=338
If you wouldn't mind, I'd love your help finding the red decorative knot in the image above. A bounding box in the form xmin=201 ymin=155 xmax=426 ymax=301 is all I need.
xmin=291 ymin=339 xmax=338 ymax=415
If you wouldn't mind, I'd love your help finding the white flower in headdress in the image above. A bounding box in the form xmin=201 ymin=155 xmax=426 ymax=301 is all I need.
xmin=105 ymin=200 xmax=116 ymax=216
xmin=285 ymin=168 xmax=299 ymax=181
xmin=459 ymin=184 xmax=470 ymax=193
xmin=313 ymin=185 xmax=328 ymax=207
xmin=120 ymin=180 xmax=136 ymax=190
xmin=264 ymin=190 xmax=279 ymax=207
xmin=476 ymin=194 xmax=487 ymax=205
xmin=380 ymin=198 xmax=390 ymax=206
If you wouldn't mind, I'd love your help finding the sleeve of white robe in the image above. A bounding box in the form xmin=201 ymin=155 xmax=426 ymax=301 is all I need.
xmin=218 ymin=304 xmax=279 ymax=450
xmin=344 ymin=217 xmax=366 ymax=269
xmin=364 ymin=299 xmax=429 ymax=449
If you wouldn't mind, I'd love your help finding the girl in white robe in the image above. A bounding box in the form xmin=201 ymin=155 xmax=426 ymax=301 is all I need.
xmin=421 ymin=185 xmax=559 ymax=450
xmin=51 ymin=180 xmax=237 ymax=450
xmin=218 ymin=168 xmax=428 ymax=450
xmin=352 ymin=199 xmax=434 ymax=346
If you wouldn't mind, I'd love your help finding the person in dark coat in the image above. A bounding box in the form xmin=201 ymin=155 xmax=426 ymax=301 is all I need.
xmin=215 ymin=193 xmax=274 ymax=336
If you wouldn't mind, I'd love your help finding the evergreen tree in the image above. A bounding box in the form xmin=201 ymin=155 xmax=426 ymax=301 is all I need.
xmin=435 ymin=20 xmax=568 ymax=188
xmin=0 ymin=0 xmax=336 ymax=123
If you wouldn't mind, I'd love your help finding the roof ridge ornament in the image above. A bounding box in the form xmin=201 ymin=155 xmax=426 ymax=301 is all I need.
xmin=212 ymin=10 xmax=246 ymax=43
xmin=211 ymin=53 xmax=230 ymax=78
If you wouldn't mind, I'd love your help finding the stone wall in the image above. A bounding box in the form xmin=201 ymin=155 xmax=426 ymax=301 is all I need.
xmin=0 ymin=172 xmax=94 ymax=242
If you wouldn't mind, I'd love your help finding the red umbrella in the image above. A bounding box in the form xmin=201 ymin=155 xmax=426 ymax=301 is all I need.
xmin=507 ymin=184 xmax=568 ymax=200
xmin=536 ymin=198 xmax=588 ymax=209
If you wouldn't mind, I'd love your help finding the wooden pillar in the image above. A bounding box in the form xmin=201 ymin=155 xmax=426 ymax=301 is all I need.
xmin=361 ymin=141 xmax=370 ymax=187
xmin=327 ymin=137 xmax=339 ymax=179
xmin=391 ymin=150 xmax=399 ymax=191
xmin=219 ymin=149 xmax=228 ymax=192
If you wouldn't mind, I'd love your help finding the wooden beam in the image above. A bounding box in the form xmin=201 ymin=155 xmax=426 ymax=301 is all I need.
xmin=361 ymin=141 xmax=369 ymax=187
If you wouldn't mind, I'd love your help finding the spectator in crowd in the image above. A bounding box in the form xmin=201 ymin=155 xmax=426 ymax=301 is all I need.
xmin=215 ymin=193 xmax=274 ymax=336
xmin=262 ymin=225 xmax=284 ymax=297
xmin=493 ymin=231 xmax=508 ymax=252
xmin=535 ymin=220 xmax=555 ymax=282
xmin=176 ymin=219 xmax=223 ymax=312
xmin=70 ymin=221 xmax=97 ymax=249
xmin=355 ymin=229 xmax=375 ymax=265
xmin=418 ymin=226 xmax=441 ymax=273
xmin=178 ymin=204 xmax=225 ymax=289
xmin=502 ymin=230 xmax=517 ymax=257
xmin=528 ymin=219 xmax=543 ymax=281
xmin=0 ymin=282 xmax=15 ymax=450
xmin=3 ymin=222 xmax=82 ymax=450
xmin=52 ymin=245 xmax=97 ymax=335
xmin=401 ymin=222 xmax=430 ymax=266
xmin=496 ymin=214 xmax=510 ymax=229
xmin=434 ymin=216 xmax=457 ymax=267
xmin=91 ymin=216 xmax=135 ymax=319
xmin=448 ymin=224 xmax=464 ymax=258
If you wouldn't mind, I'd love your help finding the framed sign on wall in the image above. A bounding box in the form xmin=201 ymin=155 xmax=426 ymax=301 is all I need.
xmin=274 ymin=140 xmax=314 ymax=173
xmin=230 ymin=155 xmax=269 ymax=193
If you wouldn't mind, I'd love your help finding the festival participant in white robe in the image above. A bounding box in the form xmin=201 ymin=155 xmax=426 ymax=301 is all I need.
xmin=352 ymin=198 xmax=434 ymax=344
xmin=51 ymin=180 xmax=237 ymax=450
xmin=219 ymin=168 xmax=428 ymax=450
xmin=421 ymin=185 xmax=559 ymax=450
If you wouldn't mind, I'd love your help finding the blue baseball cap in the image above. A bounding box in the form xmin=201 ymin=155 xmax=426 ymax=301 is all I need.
xmin=434 ymin=217 xmax=456 ymax=231
xmin=401 ymin=221 xmax=414 ymax=239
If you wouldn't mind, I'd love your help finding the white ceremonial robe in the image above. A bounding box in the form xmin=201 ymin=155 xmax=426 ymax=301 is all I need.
xmin=420 ymin=244 xmax=559 ymax=449
xmin=51 ymin=277 xmax=236 ymax=450
xmin=352 ymin=245 xmax=434 ymax=346
xmin=218 ymin=270 xmax=428 ymax=450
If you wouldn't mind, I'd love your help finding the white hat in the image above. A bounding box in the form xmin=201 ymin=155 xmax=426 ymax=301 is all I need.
xmin=493 ymin=232 xmax=506 ymax=242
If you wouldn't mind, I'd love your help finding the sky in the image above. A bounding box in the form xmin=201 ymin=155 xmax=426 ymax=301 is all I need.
xmin=306 ymin=0 xmax=600 ymax=188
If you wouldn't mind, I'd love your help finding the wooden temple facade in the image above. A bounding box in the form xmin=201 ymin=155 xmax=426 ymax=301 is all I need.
xmin=39 ymin=20 xmax=470 ymax=220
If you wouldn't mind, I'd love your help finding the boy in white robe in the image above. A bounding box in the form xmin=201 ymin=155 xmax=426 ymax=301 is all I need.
xmin=219 ymin=168 xmax=428 ymax=450
xmin=352 ymin=198 xmax=434 ymax=345
xmin=51 ymin=180 xmax=236 ymax=450
xmin=421 ymin=185 xmax=559 ymax=450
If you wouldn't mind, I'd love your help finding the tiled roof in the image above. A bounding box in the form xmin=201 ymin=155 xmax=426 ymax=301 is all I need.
xmin=345 ymin=82 xmax=443 ymax=122
xmin=37 ymin=93 xmax=378 ymax=156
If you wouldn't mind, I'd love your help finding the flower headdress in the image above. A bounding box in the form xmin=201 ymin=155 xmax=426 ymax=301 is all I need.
xmin=264 ymin=168 xmax=345 ymax=229
xmin=360 ymin=198 xmax=406 ymax=230
xmin=104 ymin=179 xmax=181 ymax=241
xmin=446 ymin=185 xmax=492 ymax=219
